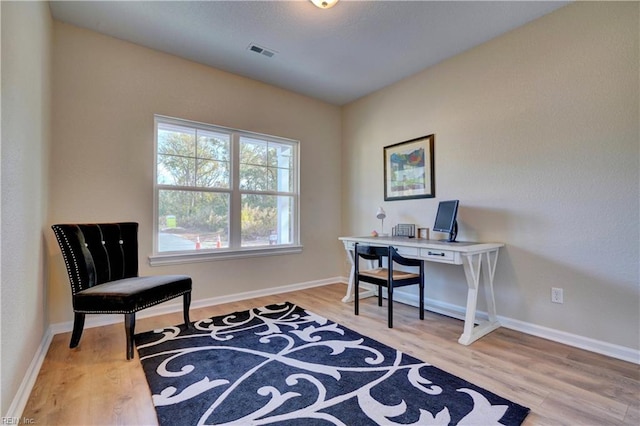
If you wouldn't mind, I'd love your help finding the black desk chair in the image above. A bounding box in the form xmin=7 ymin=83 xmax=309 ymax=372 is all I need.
xmin=354 ymin=243 xmax=424 ymax=328
xmin=51 ymin=222 xmax=192 ymax=359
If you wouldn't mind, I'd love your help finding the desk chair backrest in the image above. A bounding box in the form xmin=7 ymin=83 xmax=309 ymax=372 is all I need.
xmin=355 ymin=244 xmax=422 ymax=271
xmin=355 ymin=244 xmax=386 ymax=267
xmin=52 ymin=222 xmax=139 ymax=295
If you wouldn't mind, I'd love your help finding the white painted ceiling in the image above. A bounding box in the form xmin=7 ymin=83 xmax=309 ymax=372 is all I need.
xmin=49 ymin=0 xmax=569 ymax=105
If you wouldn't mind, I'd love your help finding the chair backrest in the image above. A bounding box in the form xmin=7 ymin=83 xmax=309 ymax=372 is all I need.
xmin=355 ymin=244 xmax=388 ymax=264
xmin=51 ymin=222 xmax=139 ymax=295
xmin=355 ymin=244 xmax=423 ymax=268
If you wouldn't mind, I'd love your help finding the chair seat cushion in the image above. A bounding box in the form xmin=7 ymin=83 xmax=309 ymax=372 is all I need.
xmin=359 ymin=268 xmax=419 ymax=280
xmin=73 ymin=274 xmax=192 ymax=314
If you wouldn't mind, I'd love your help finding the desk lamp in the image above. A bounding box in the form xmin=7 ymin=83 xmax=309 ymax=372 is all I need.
xmin=376 ymin=207 xmax=387 ymax=236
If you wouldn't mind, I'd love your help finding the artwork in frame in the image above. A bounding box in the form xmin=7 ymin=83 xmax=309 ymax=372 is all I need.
xmin=384 ymin=134 xmax=435 ymax=201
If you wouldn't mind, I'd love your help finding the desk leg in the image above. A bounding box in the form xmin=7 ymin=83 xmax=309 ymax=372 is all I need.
xmin=458 ymin=250 xmax=501 ymax=345
xmin=482 ymin=249 xmax=500 ymax=323
xmin=342 ymin=249 xmax=377 ymax=303
xmin=342 ymin=249 xmax=356 ymax=303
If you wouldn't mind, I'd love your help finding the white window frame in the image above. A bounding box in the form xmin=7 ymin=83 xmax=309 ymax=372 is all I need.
xmin=149 ymin=115 xmax=301 ymax=266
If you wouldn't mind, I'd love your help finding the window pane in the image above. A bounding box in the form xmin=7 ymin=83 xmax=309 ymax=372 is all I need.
xmin=158 ymin=124 xmax=231 ymax=189
xmin=267 ymin=144 xmax=293 ymax=169
xmin=157 ymin=124 xmax=198 ymax=186
xmin=239 ymin=163 xmax=268 ymax=191
xmin=196 ymin=131 xmax=230 ymax=188
xmin=267 ymin=145 xmax=279 ymax=167
xmin=268 ymin=165 xmax=293 ymax=192
xmin=158 ymin=189 xmax=229 ymax=252
xmin=158 ymin=125 xmax=195 ymax=156
xmin=239 ymin=138 xmax=268 ymax=191
xmin=241 ymin=194 xmax=293 ymax=247
xmin=240 ymin=138 xmax=295 ymax=192
xmin=197 ymin=131 xmax=230 ymax=161
xmin=240 ymin=137 xmax=267 ymax=166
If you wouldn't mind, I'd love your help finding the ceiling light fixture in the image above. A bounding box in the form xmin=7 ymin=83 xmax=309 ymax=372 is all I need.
xmin=310 ymin=0 xmax=339 ymax=9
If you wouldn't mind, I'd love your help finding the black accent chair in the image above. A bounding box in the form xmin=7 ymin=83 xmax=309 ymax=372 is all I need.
xmin=51 ymin=222 xmax=192 ymax=360
xmin=354 ymin=243 xmax=425 ymax=328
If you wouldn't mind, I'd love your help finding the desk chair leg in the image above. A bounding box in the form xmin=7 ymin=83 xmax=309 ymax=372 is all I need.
xmin=354 ymin=278 xmax=360 ymax=316
xmin=70 ymin=312 xmax=85 ymax=348
xmin=183 ymin=292 xmax=192 ymax=328
xmin=419 ymin=281 xmax=425 ymax=320
xmin=125 ymin=313 xmax=136 ymax=360
xmin=378 ymin=287 xmax=383 ymax=306
xmin=388 ymin=285 xmax=394 ymax=328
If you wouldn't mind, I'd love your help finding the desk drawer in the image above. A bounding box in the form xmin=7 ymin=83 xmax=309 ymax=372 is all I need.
xmin=395 ymin=246 xmax=418 ymax=257
xmin=420 ymin=248 xmax=457 ymax=263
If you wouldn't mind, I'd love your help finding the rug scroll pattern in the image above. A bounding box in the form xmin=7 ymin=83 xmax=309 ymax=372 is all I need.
xmin=135 ymin=302 xmax=529 ymax=425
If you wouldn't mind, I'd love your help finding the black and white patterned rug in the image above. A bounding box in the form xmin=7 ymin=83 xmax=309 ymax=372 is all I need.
xmin=135 ymin=302 xmax=529 ymax=425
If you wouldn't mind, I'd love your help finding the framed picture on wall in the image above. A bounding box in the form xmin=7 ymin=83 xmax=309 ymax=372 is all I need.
xmin=384 ymin=134 xmax=435 ymax=201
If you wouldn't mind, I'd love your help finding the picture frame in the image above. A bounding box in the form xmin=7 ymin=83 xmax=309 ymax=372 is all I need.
xmin=384 ymin=134 xmax=435 ymax=201
xmin=418 ymin=227 xmax=430 ymax=239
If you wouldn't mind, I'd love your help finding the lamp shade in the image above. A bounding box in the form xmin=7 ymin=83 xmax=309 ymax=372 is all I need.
xmin=376 ymin=207 xmax=386 ymax=220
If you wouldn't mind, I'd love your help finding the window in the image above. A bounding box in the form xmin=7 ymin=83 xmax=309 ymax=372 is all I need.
xmin=151 ymin=115 xmax=300 ymax=264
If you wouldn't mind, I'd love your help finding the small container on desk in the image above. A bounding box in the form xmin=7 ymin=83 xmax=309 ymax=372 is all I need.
xmin=418 ymin=227 xmax=430 ymax=239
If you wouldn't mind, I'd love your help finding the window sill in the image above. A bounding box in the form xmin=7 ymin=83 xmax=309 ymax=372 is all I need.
xmin=148 ymin=245 xmax=303 ymax=266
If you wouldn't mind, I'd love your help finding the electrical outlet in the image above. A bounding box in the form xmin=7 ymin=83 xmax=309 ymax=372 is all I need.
xmin=551 ymin=287 xmax=564 ymax=304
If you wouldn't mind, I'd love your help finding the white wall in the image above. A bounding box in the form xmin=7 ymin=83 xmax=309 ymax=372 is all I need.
xmin=342 ymin=2 xmax=639 ymax=350
xmin=0 ymin=1 xmax=52 ymax=414
xmin=48 ymin=22 xmax=343 ymax=324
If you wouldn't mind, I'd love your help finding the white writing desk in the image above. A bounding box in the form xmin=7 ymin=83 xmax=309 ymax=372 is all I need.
xmin=339 ymin=236 xmax=504 ymax=345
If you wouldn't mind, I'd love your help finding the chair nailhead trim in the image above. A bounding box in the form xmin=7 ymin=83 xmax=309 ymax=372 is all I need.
xmin=53 ymin=226 xmax=84 ymax=295
xmin=75 ymin=290 xmax=191 ymax=314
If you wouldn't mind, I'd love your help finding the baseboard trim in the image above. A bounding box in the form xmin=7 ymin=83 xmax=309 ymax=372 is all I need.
xmin=48 ymin=277 xmax=640 ymax=364
xmin=4 ymin=327 xmax=54 ymax=419
xmin=10 ymin=276 xmax=639 ymax=419
xmin=389 ymin=288 xmax=640 ymax=365
xmin=497 ymin=316 xmax=640 ymax=365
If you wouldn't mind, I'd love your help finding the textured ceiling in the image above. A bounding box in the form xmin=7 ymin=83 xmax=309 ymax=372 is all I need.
xmin=49 ymin=0 xmax=569 ymax=105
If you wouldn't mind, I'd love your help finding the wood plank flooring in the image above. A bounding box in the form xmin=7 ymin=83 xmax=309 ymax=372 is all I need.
xmin=22 ymin=283 xmax=639 ymax=425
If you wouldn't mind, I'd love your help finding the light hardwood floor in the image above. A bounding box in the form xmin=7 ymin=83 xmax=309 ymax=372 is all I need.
xmin=23 ymin=283 xmax=639 ymax=425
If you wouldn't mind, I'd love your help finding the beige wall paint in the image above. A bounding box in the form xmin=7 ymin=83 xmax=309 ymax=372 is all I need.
xmin=1 ymin=1 xmax=52 ymax=414
xmin=342 ymin=2 xmax=639 ymax=350
xmin=49 ymin=23 xmax=342 ymax=324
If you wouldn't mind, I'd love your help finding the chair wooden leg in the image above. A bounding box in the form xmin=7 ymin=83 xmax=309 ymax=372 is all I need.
xmin=388 ymin=286 xmax=393 ymax=328
xmin=419 ymin=281 xmax=425 ymax=320
xmin=354 ymin=278 xmax=360 ymax=316
xmin=70 ymin=312 xmax=85 ymax=348
xmin=183 ymin=292 xmax=192 ymax=328
xmin=125 ymin=313 xmax=136 ymax=360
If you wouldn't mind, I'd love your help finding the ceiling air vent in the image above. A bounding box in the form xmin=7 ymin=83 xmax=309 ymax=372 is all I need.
xmin=248 ymin=43 xmax=276 ymax=58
